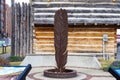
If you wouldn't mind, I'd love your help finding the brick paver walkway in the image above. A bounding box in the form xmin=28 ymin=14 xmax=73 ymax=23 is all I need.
xmin=27 ymin=67 xmax=116 ymax=80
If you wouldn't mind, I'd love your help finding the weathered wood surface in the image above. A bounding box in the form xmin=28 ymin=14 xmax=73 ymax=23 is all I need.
xmin=14 ymin=4 xmax=17 ymax=56
xmin=31 ymin=0 xmax=120 ymax=2
xmin=29 ymin=4 xmax=33 ymax=55
xmin=11 ymin=2 xmax=32 ymax=56
xmin=11 ymin=0 xmax=15 ymax=56
xmin=15 ymin=3 xmax=19 ymax=56
xmin=20 ymin=3 xmax=23 ymax=56
xmin=27 ymin=4 xmax=30 ymax=55
xmin=17 ymin=3 xmax=21 ymax=56
xmin=33 ymin=26 xmax=117 ymax=54
xmin=23 ymin=3 xmax=27 ymax=56
xmin=31 ymin=2 xmax=120 ymax=25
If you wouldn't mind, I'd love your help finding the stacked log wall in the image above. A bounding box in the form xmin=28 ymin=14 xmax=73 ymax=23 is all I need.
xmin=34 ymin=25 xmax=117 ymax=54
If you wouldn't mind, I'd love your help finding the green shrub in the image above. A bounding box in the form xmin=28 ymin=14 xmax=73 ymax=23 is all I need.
xmin=110 ymin=61 xmax=120 ymax=68
xmin=9 ymin=56 xmax=24 ymax=62
xmin=98 ymin=58 xmax=115 ymax=71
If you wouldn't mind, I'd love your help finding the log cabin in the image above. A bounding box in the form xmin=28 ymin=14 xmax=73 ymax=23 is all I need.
xmin=31 ymin=0 xmax=120 ymax=56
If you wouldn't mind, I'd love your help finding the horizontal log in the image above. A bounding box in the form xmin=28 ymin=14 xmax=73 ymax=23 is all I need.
xmin=35 ymin=27 xmax=54 ymax=31
xmin=34 ymin=44 xmax=115 ymax=49
xmin=33 ymin=18 xmax=120 ymax=25
xmin=35 ymin=32 xmax=115 ymax=37
xmin=34 ymin=13 xmax=120 ymax=18
xmin=34 ymin=40 xmax=115 ymax=44
xmin=34 ymin=46 xmax=115 ymax=51
xmin=33 ymin=8 xmax=120 ymax=14
xmin=35 ymin=36 xmax=115 ymax=39
xmin=32 ymin=2 xmax=120 ymax=8
xmin=35 ymin=32 xmax=115 ymax=35
xmin=35 ymin=27 xmax=115 ymax=32
xmin=34 ymin=49 xmax=55 ymax=53
xmin=34 ymin=47 xmax=115 ymax=53
xmin=34 ymin=41 xmax=115 ymax=46
xmin=34 ymin=37 xmax=115 ymax=42
xmin=34 ymin=41 xmax=54 ymax=44
xmin=68 ymin=28 xmax=115 ymax=32
xmin=34 ymin=18 xmax=120 ymax=23
xmin=34 ymin=47 xmax=114 ymax=50
xmin=34 ymin=50 xmax=114 ymax=53
xmin=32 ymin=0 xmax=118 ymax=2
xmin=34 ymin=38 xmax=115 ymax=45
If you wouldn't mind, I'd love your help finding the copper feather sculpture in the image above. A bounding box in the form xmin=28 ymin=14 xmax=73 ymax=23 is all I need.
xmin=54 ymin=9 xmax=68 ymax=72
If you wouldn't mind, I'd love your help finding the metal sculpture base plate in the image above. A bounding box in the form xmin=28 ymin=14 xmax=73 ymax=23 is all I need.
xmin=44 ymin=69 xmax=77 ymax=78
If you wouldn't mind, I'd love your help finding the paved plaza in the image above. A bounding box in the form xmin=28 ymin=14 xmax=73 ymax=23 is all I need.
xmin=27 ymin=66 xmax=116 ymax=80
xmin=0 ymin=54 xmax=116 ymax=80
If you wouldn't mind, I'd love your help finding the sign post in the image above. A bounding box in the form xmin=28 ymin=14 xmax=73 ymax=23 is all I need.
xmin=103 ymin=34 xmax=108 ymax=60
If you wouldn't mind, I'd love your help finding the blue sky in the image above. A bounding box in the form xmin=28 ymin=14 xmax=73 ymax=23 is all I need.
xmin=6 ymin=0 xmax=29 ymax=6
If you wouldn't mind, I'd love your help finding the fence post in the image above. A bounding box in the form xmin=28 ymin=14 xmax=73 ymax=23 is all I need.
xmin=29 ymin=4 xmax=33 ymax=54
xmin=12 ymin=2 xmax=32 ymax=56
xmin=11 ymin=0 xmax=15 ymax=56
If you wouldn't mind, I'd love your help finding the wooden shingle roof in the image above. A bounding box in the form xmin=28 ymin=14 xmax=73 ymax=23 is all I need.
xmin=32 ymin=2 xmax=120 ymax=25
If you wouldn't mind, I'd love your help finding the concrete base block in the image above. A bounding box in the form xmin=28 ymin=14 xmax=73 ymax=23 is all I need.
xmin=21 ymin=54 xmax=101 ymax=69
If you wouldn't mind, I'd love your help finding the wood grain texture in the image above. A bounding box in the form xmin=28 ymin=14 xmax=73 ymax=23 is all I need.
xmin=12 ymin=3 xmax=32 ymax=56
xmin=33 ymin=25 xmax=116 ymax=54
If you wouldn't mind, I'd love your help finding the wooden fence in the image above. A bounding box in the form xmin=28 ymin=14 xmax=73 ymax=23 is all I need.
xmin=11 ymin=2 xmax=33 ymax=56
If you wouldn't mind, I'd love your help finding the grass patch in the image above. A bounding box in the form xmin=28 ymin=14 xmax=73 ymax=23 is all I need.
xmin=0 ymin=46 xmax=11 ymax=54
xmin=10 ymin=62 xmax=21 ymax=66
xmin=98 ymin=58 xmax=115 ymax=71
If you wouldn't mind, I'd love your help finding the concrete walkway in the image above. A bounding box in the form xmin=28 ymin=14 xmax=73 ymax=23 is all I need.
xmin=27 ymin=66 xmax=116 ymax=80
xmin=21 ymin=55 xmax=101 ymax=69
xmin=0 ymin=54 xmax=116 ymax=80
xmin=0 ymin=53 xmax=10 ymax=59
